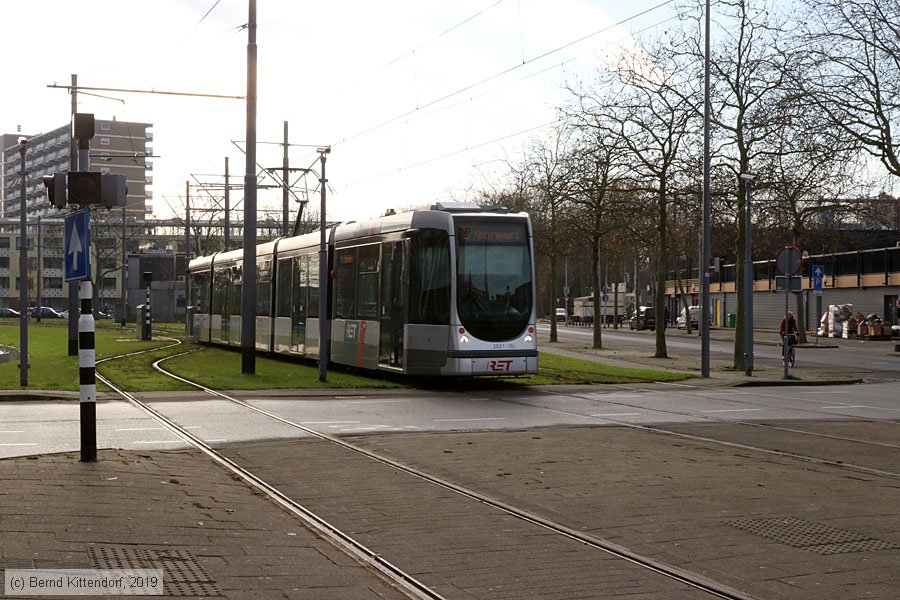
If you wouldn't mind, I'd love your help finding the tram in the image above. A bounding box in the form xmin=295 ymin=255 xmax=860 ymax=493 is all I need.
xmin=187 ymin=202 xmax=538 ymax=376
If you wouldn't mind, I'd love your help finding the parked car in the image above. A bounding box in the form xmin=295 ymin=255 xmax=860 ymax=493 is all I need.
xmin=628 ymin=306 xmax=665 ymax=331
xmin=29 ymin=306 xmax=64 ymax=319
xmin=555 ymin=308 xmax=568 ymax=322
xmin=676 ymin=306 xmax=711 ymax=330
xmin=0 ymin=307 xmax=21 ymax=318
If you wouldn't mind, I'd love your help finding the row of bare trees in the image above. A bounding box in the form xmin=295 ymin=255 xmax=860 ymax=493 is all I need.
xmin=479 ymin=0 xmax=899 ymax=369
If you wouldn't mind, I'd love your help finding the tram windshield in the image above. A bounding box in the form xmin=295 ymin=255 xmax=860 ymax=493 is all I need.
xmin=455 ymin=218 xmax=532 ymax=341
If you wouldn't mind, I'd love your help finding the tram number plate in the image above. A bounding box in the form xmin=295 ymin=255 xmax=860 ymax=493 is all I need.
xmin=476 ymin=357 xmax=527 ymax=374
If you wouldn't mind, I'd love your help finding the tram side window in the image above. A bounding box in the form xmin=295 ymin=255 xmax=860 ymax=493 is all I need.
xmin=357 ymin=244 xmax=380 ymax=319
xmin=257 ymin=260 xmax=271 ymax=317
xmin=230 ymin=266 xmax=242 ymax=316
xmin=334 ymin=249 xmax=356 ymax=319
xmin=276 ymin=258 xmax=291 ymax=318
xmin=191 ymin=271 xmax=210 ymax=313
xmin=308 ymin=254 xmax=320 ymax=318
xmin=409 ymin=230 xmax=450 ymax=325
xmin=293 ymin=256 xmax=306 ymax=317
xmin=212 ymin=267 xmax=228 ymax=315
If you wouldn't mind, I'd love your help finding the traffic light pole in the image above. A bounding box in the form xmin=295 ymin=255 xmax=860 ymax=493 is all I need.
xmin=79 ymin=280 xmax=97 ymax=462
xmin=68 ymin=74 xmax=79 ymax=356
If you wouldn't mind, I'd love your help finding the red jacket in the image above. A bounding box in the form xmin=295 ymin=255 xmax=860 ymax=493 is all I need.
xmin=780 ymin=316 xmax=798 ymax=336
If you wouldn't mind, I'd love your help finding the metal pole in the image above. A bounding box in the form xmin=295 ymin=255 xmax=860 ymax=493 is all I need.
xmin=783 ymin=283 xmax=790 ymax=379
xmin=241 ymin=0 xmax=258 ymax=374
xmin=185 ymin=180 xmax=191 ymax=334
xmin=36 ymin=216 xmax=43 ymax=323
xmin=79 ymin=280 xmax=97 ymax=462
xmin=700 ymin=0 xmax=712 ymax=377
xmin=224 ymin=156 xmax=230 ymax=250
xmin=318 ymin=147 xmax=331 ymax=382
xmin=120 ymin=205 xmax=127 ymax=326
xmin=68 ymin=74 xmax=79 ymax=356
xmin=283 ymin=120 xmax=289 ymax=237
xmin=18 ymin=139 xmax=29 ymax=387
xmin=815 ymin=293 xmax=822 ymax=345
xmin=742 ymin=176 xmax=754 ymax=376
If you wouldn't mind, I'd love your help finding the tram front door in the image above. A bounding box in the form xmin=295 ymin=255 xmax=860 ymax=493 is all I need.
xmin=379 ymin=241 xmax=405 ymax=368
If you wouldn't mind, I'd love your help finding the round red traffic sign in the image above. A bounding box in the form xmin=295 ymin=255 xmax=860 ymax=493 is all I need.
xmin=776 ymin=246 xmax=802 ymax=275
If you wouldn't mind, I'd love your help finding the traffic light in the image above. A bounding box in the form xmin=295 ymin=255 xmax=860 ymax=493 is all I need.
xmin=100 ymin=173 xmax=127 ymax=208
xmin=68 ymin=171 xmax=102 ymax=204
xmin=43 ymin=173 xmax=67 ymax=208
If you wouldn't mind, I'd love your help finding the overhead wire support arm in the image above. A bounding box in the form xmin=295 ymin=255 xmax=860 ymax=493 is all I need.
xmin=47 ymin=83 xmax=245 ymax=100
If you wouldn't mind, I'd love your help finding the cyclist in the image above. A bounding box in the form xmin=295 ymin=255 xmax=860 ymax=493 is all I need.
xmin=779 ymin=311 xmax=799 ymax=344
xmin=779 ymin=311 xmax=799 ymax=366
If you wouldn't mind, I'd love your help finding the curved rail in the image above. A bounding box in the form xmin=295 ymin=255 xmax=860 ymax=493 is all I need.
xmin=148 ymin=352 xmax=756 ymax=600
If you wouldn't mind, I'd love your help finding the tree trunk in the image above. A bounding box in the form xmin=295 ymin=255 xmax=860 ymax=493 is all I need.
xmin=655 ymin=185 xmax=668 ymax=358
xmin=591 ymin=235 xmax=602 ymax=349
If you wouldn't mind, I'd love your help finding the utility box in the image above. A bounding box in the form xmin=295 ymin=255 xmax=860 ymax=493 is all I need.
xmin=137 ymin=304 xmax=152 ymax=341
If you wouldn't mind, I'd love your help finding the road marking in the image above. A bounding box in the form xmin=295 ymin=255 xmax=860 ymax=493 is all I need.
xmin=346 ymin=399 xmax=409 ymax=404
xmin=304 ymin=420 xmax=361 ymax=425
xmin=0 ymin=430 xmax=25 ymax=433
xmin=819 ymin=405 xmax=868 ymax=409
xmin=591 ymin=412 xmax=641 ymax=417
xmin=132 ymin=440 xmax=184 ymax=444
xmin=116 ymin=427 xmax=164 ymax=431
xmin=799 ymin=390 xmax=847 ymax=394
xmin=700 ymin=408 xmax=764 ymax=413
xmin=0 ymin=443 xmax=37 ymax=447
xmin=433 ymin=417 xmax=506 ymax=422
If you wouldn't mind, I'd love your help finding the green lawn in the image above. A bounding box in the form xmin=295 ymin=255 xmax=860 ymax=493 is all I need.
xmin=0 ymin=321 xmax=691 ymax=392
xmin=0 ymin=320 xmax=172 ymax=391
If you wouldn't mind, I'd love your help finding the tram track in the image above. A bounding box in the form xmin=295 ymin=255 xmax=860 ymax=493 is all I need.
xmin=93 ymin=346 xmax=758 ymax=600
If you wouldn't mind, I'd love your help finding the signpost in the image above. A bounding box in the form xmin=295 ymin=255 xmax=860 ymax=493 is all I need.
xmin=64 ymin=208 xmax=96 ymax=462
xmin=775 ymin=246 xmax=803 ymax=379
xmin=812 ymin=264 xmax=824 ymax=344
xmin=45 ymin=113 xmax=128 ymax=464
xmin=64 ymin=209 xmax=91 ymax=282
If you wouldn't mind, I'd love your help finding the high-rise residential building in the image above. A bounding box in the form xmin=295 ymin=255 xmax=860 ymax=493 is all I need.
xmin=0 ymin=118 xmax=153 ymax=219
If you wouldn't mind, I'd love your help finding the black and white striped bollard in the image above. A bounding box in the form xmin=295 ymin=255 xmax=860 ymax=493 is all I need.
xmin=79 ymin=280 xmax=96 ymax=462
xmin=145 ymin=285 xmax=152 ymax=341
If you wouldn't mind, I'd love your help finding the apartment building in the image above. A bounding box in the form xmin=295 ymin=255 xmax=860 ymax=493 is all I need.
xmin=0 ymin=118 xmax=153 ymax=220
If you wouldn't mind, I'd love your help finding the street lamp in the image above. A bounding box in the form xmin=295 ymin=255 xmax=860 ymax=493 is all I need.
xmin=18 ymin=137 xmax=29 ymax=387
xmin=317 ymin=146 xmax=331 ymax=383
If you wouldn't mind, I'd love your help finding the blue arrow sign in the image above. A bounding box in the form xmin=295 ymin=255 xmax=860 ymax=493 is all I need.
xmin=812 ymin=264 xmax=824 ymax=292
xmin=65 ymin=209 xmax=91 ymax=281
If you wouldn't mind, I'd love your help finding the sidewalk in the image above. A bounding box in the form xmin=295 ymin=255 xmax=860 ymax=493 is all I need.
xmin=0 ymin=448 xmax=408 ymax=600
xmin=538 ymin=324 xmax=873 ymax=387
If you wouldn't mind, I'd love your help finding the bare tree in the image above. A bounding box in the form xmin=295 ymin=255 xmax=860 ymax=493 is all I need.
xmin=679 ymin=0 xmax=790 ymax=370
xmin=578 ymin=38 xmax=699 ymax=358
xmin=561 ymin=106 xmax=629 ymax=348
xmin=755 ymin=89 xmax=860 ymax=340
xmin=798 ymin=0 xmax=900 ymax=178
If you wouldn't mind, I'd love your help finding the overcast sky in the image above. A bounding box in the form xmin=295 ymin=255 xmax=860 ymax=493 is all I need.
xmin=1 ymin=1 xmax=676 ymax=222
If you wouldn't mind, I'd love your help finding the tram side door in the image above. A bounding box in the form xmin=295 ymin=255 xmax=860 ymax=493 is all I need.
xmin=378 ymin=241 xmax=405 ymax=368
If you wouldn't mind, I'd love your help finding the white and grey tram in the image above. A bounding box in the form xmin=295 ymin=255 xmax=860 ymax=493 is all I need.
xmin=187 ymin=203 xmax=538 ymax=376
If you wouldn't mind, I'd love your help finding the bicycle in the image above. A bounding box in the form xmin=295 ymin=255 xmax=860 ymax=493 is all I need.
xmin=779 ymin=333 xmax=797 ymax=367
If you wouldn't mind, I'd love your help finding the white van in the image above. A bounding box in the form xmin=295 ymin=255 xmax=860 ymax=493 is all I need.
xmin=676 ymin=306 xmax=709 ymax=329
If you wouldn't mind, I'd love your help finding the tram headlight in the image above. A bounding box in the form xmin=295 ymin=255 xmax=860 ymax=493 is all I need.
xmin=459 ymin=334 xmax=470 ymax=344
xmin=524 ymin=334 xmax=533 ymax=343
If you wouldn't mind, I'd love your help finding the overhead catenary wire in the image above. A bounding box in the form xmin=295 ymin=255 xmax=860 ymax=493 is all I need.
xmin=334 ymin=0 xmax=677 ymax=148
